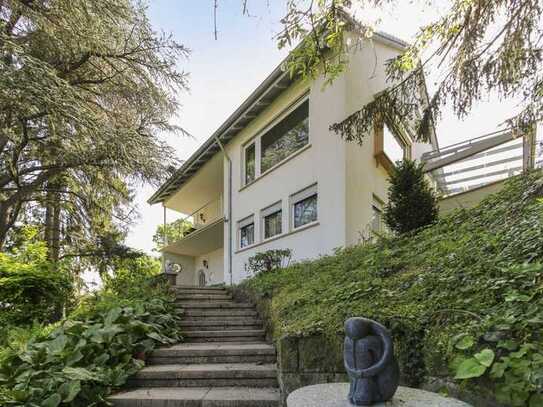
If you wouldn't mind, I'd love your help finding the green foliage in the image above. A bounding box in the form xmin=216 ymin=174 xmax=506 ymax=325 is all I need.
xmin=247 ymin=249 xmax=292 ymax=276
xmin=0 ymin=259 xmax=181 ymax=406
xmin=241 ymin=172 xmax=543 ymax=404
xmin=102 ymin=255 xmax=161 ymax=298
xmin=279 ymin=1 xmax=543 ymax=141
xmin=0 ymin=0 xmax=188 ymax=256
xmin=152 ymin=218 xmax=193 ymax=252
xmin=384 ymin=160 xmax=438 ymax=234
xmin=0 ymin=227 xmax=72 ymax=329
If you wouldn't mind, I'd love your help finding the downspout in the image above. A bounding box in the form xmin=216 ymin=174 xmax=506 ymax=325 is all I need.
xmin=213 ymin=136 xmax=233 ymax=286
xmin=162 ymin=204 xmax=167 ymax=271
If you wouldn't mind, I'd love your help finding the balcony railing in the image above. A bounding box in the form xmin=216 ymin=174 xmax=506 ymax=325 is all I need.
xmin=179 ymin=195 xmax=224 ymax=237
xmin=422 ymin=126 xmax=542 ymax=197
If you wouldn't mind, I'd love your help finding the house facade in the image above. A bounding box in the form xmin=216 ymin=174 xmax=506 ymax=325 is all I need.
xmin=148 ymin=31 xmax=439 ymax=287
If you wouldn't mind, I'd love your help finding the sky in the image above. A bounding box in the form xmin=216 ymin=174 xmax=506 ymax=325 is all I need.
xmin=124 ymin=0 xmax=522 ymax=255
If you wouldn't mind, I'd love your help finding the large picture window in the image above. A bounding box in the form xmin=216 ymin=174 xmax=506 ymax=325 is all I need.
xmin=261 ymin=101 xmax=309 ymax=173
xmin=383 ymin=124 xmax=407 ymax=164
xmin=238 ymin=216 xmax=255 ymax=248
xmin=241 ymin=98 xmax=309 ymax=186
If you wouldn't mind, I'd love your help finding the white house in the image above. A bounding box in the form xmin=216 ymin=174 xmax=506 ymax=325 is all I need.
xmin=148 ymin=30 xmax=439 ymax=287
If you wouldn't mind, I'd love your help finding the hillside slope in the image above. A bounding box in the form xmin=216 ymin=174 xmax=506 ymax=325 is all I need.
xmin=241 ymin=172 xmax=543 ymax=407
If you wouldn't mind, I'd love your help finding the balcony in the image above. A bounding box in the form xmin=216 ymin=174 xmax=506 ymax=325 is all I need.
xmin=164 ymin=195 xmax=224 ymax=257
xmin=422 ymin=127 xmax=542 ymax=197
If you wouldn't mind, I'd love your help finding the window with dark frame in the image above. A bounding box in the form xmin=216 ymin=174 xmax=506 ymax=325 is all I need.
xmin=293 ymin=193 xmax=318 ymax=228
xmin=239 ymin=222 xmax=254 ymax=248
xmin=264 ymin=210 xmax=282 ymax=239
xmin=244 ymin=143 xmax=256 ymax=184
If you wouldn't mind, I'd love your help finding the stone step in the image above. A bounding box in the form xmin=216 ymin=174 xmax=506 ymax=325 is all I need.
xmin=110 ymin=386 xmax=280 ymax=407
xmin=173 ymin=285 xmax=227 ymax=291
xmin=180 ymin=318 xmax=262 ymax=326
xmin=176 ymin=302 xmax=254 ymax=309
xmin=183 ymin=330 xmax=265 ymax=343
xmin=176 ymin=294 xmax=233 ymax=301
xmin=148 ymin=342 xmax=275 ymax=365
xmin=128 ymin=363 xmax=277 ymax=388
xmin=182 ymin=324 xmax=262 ymax=332
xmin=182 ymin=309 xmax=258 ymax=317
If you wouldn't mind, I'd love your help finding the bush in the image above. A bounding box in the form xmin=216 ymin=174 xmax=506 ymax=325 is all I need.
xmin=384 ymin=160 xmax=438 ymax=234
xmin=0 ymin=260 xmax=181 ymax=406
xmin=241 ymin=172 xmax=543 ymax=406
xmin=0 ymin=227 xmax=72 ymax=329
xmin=247 ymin=249 xmax=292 ymax=275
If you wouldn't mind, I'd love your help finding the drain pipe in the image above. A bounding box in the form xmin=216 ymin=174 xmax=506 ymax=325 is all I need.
xmin=213 ymin=136 xmax=233 ymax=286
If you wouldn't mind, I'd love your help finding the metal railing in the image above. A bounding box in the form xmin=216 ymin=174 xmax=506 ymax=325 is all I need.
xmin=422 ymin=126 xmax=541 ymax=197
xmin=180 ymin=195 xmax=224 ymax=236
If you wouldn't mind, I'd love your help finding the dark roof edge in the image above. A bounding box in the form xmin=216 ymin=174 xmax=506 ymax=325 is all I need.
xmin=148 ymin=30 xmax=409 ymax=205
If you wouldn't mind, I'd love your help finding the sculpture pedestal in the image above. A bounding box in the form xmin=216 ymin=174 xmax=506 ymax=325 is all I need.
xmin=287 ymin=383 xmax=471 ymax=407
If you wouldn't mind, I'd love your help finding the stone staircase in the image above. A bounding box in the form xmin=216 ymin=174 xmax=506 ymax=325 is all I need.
xmin=110 ymin=286 xmax=280 ymax=407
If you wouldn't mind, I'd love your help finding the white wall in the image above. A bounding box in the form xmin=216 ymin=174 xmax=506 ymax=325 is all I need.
xmin=195 ymin=247 xmax=224 ymax=286
xmin=163 ymin=252 xmax=195 ymax=286
xmin=223 ymin=73 xmax=349 ymax=284
xmin=191 ymin=36 xmax=437 ymax=285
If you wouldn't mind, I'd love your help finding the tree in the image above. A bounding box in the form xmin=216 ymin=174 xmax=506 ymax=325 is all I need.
xmin=272 ymin=1 xmax=542 ymax=142
xmin=152 ymin=218 xmax=193 ymax=252
xmin=384 ymin=160 xmax=438 ymax=234
xmin=0 ymin=0 xmax=188 ymax=258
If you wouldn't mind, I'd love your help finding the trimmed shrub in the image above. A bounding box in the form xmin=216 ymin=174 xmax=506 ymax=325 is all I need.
xmin=384 ymin=159 xmax=438 ymax=234
xmin=247 ymin=249 xmax=292 ymax=275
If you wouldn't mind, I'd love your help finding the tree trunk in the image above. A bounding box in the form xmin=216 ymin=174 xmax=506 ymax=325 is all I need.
xmin=45 ymin=179 xmax=62 ymax=262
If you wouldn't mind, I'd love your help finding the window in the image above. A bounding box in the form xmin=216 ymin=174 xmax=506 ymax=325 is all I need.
xmin=383 ymin=124 xmax=406 ymax=164
xmin=371 ymin=195 xmax=385 ymax=233
xmin=241 ymin=98 xmax=309 ymax=186
xmin=244 ymin=143 xmax=256 ymax=184
xmin=264 ymin=210 xmax=282 ymax=239
xmin=294 ymin=195 xmax=318 ymax=228
xmin=238 ymin=216 xmax=255 ymax=248
xmin=261 ymin=201 xmax=282 ymax=240
xmin=261 ymin=101 xmax=309 ymax=173
xmin=291 ymin=184 xmax=318 ymax=229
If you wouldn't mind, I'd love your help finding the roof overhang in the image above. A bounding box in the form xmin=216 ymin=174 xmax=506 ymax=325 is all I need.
xmin=148 ymin=28 xmax=408 ymax=205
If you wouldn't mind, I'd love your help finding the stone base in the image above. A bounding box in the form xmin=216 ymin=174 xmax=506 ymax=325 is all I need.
xmin=287 ymin=383 xmax=472 ymax=407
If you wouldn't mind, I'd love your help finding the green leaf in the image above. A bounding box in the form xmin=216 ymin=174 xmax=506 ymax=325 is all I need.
xmin=474 ymin=349 xmax=495 ymax=367
xmin=59 ymin=380 xmax=81 ymax=402
xmin=454 ymin=334 xmax=475 ymax=350
xmin=62 ymin=367 xmax=99 ymax=381
xmin=454 ymin=358 xmax=487 ymax=379
xmin=42 ymin=393 xmax=61 ymax=407
xmin=48 ymin=335 xmax=68 ymax=354
xmin=147 ymin=332 xmax=168 ymax=343
xmin=104 ymin=307 xmax=122 ymax=326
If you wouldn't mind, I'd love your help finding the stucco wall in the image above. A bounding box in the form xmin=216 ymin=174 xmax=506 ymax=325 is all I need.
xmin=195 ymin=247 xmax=224 ymax=286
xmin=343 ymin=39 xmax=436 ymax=246
xmin=439 ymin=180 xmax=506 ymax=214
xmin=163 ymin=252 xmax=195 ymax=286
xmin=223 ymin=70 xmax=350 ymax=284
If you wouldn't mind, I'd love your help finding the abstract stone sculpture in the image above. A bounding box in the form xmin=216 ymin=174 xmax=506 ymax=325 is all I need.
xmin=344 ymin=317 xmax=400 ymax=405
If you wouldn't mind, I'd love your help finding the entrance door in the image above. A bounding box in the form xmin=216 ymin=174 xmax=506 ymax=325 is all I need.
xmin=198 ymin=270 xmax=206 ymax=287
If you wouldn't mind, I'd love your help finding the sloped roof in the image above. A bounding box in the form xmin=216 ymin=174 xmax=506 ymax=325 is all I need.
xmin=148 ymin=31 xmax=408 ymax=205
